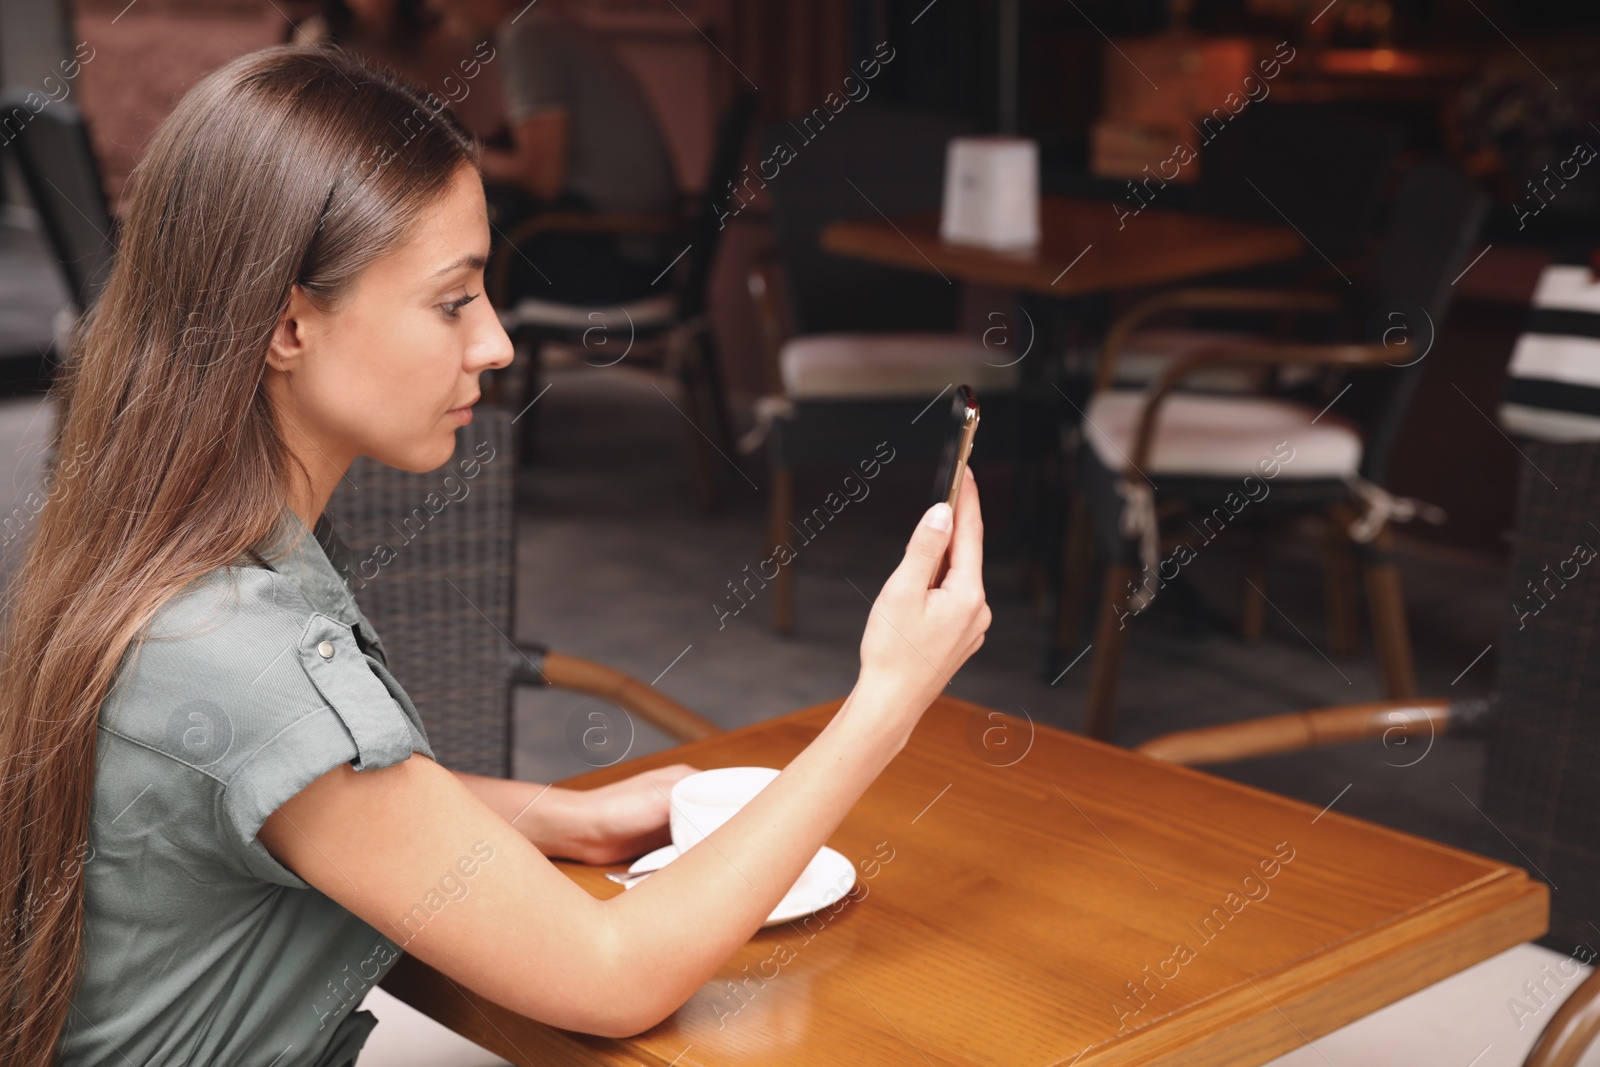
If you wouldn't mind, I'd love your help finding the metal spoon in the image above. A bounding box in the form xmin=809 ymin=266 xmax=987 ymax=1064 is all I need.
xmin=603 ymin=855 xmax=675 ymax=887
xmin=604 ymin=869 xmax=654 ymax=887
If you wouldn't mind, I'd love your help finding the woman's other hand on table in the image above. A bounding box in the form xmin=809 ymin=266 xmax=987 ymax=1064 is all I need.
xmin=553 ymin=763 xmax=699 ymax=866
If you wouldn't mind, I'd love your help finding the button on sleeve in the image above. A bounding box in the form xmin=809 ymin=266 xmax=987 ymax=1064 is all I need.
xmin=295 ymin=614 xmax=433 ymax=772
xmin=217 ymin=613 xmax=435 ymax=887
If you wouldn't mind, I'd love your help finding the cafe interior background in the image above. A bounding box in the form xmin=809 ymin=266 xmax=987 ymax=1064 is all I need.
xmin=5 ymin=0 xmax=1600 ymax=1064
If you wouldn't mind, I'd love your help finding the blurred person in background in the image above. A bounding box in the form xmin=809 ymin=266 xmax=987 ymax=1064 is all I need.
xmin=295 ymin=0 xmax=509 ymax=145
xmin=433 ymin=0 xmax=681 ymax=304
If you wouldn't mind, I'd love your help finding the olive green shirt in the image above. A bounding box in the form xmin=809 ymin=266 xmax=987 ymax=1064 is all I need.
xmin=57 ymin=506 xmax=435 ymax=1066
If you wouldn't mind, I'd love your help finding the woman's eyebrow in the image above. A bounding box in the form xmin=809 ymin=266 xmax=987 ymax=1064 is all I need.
xmin=430 ymin=251 xmax=489 ymax=277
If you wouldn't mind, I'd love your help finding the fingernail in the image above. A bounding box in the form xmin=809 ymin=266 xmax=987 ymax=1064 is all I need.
xmin=925 ymin=503 xmax=952 ymax=532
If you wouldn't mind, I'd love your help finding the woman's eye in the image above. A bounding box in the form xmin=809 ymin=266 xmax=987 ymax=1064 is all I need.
xmin=442 ymin=292 xmax=480 ymax=318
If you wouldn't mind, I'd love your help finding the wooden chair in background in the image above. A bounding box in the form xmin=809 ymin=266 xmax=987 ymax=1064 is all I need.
xmin=745 ymin=103 xmax=1023 ymax=634
xmin=1091 ymin=102 xmax=1406 ymax=392
xmin=1057 ymin=160 xmax=1489 ymax=741
xmin=486 ymin=89 xmax=756 ymax=512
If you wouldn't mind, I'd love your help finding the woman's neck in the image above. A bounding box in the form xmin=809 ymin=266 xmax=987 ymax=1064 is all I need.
xmin=279 ymin=427 xmax=355 ymax=534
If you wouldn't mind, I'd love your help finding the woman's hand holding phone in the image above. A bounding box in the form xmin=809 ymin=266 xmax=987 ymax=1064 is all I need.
xmin=847 ymin=467 xmax=990 ymax=750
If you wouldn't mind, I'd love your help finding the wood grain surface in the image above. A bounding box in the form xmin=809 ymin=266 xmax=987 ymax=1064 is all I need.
xmin=382 ymin=695 xmax=1546 ymax=1066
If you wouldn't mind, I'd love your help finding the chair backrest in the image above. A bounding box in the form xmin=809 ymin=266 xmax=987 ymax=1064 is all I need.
xmin=1363 ymin=161 xmax=1488 ymax=328
xmin=1480 ymin=438 xmax=1600 ymax=953
xmin=0 ymin=92 xmax=115 ymax=321
xmin=1193 ymin=102 xmax=1404 ymax=270
xmin=674 ymin=86 xmax=756 ymax=322
xmin=762 ymin=102 xmax=972 ymax=335
xmin=325 ymin=406 xmax=517 ymax=777
xmin=1344 ymin=159 xmax=1489 ymax=483
xmin=1497 ymin=244 xmax=1600 ymax=443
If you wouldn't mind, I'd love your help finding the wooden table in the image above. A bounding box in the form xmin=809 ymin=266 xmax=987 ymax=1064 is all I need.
xmin=383 ymin=696 xmax=1547 ymax=1066
xmin=819 ymin=195 xmax=1304 ymax=297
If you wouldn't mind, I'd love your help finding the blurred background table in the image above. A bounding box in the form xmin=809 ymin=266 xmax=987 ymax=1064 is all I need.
xmin=819 ymin=196 xmax=1304 ymax=299
xmin=382 ymin=694 xmax=1546 ymax=1067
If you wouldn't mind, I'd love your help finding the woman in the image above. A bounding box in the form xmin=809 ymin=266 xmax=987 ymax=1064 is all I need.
xmin=0 ymin=44 xmax=989 ymax=1067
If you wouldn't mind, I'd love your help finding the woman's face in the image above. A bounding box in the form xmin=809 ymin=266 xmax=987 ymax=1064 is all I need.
xmin=267 ymin=163 xmax=513 ymax=480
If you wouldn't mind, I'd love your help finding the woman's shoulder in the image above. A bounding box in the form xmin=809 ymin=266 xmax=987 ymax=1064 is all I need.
xmin=98 ymin=562 xmax=431 ymax=786
xmin=94 ymin=562 xmax=434 ymax=887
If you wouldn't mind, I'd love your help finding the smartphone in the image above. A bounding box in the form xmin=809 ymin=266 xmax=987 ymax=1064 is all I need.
xmin=930 ymin=384 xmax=980 ymax=514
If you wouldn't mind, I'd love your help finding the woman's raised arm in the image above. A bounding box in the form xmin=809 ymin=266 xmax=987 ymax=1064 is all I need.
xmin=260 ymin=470 xmax=989 ymax=1037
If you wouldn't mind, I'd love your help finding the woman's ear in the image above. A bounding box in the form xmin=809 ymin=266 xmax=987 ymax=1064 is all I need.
xmin=266 ymin=283 xmax=314 ymax=373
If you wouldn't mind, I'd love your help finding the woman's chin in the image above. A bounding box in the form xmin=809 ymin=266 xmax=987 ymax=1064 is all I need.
xmin=374 ymin=432 xmax=459 ymax=474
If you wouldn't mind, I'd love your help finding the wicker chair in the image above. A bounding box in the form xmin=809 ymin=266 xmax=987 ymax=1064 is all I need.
xmin=324 ymin=404 xmax=719 ymax=777
xmin=1134 ymin=438 xmax=1600 ymax=1067
xmin=1060 ymin=160 xmax=1489 ymax=741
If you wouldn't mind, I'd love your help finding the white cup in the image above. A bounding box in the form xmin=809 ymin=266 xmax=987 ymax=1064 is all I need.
xmin=669 ymin=766 xmax=780 ymax=852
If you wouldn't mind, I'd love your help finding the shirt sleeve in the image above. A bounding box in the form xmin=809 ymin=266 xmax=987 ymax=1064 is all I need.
xmin=496 ymin=19 xmax=570 ymax=124
xmin=216 ymin=611 xmax=434 ymax=889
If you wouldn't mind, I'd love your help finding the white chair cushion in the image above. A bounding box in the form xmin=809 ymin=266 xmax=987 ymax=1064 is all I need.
xmin=1084 ymin=390 xmax=1361 ymax=479
xmin=1110 ymin=327 xmax=1277 ymax=392
xmin=779 ymin=332 xmax=1022 ymax=400
xmin=499 ymin=293 xmax=676 ymax=334
xmin=356 ymin=986 xmax=511 ymax=1066
xmin=1264 ymin=943 xmax=1600 ymax=1067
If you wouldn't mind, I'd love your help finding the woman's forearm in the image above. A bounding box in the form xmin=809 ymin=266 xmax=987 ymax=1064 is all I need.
xmin=450 ymin=770 xmax=584 ymax=858
xmin=455 ymin=483 xmax=983 ymax=1037
xmin=596 ymin=682 xmax=910 ymax=1033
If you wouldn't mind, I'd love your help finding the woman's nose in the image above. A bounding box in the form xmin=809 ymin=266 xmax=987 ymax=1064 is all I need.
xmin=470 ymin=307 xmax=515 ymax=373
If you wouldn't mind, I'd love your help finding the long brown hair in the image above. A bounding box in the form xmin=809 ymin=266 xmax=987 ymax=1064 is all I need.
xmin=0 ymin=44 xmax=477 ymax=1063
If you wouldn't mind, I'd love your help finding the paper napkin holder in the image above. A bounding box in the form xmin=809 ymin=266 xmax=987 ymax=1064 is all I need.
xmin=939 ymin=136 xmax=1040 ymax=251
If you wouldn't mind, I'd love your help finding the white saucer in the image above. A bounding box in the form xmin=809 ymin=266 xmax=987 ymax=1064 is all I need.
xmin=625 ymin=844 xmax=857 ymax=928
